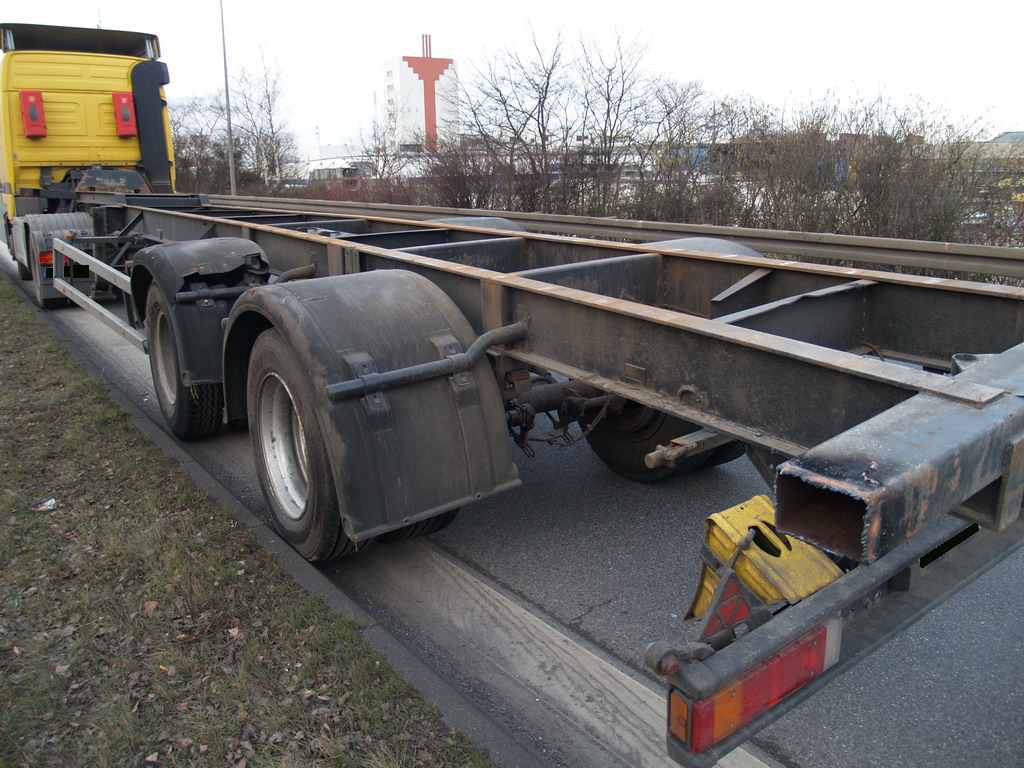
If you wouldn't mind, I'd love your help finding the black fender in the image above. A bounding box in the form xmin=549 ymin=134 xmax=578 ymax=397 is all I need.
xmin=130 ymin=237 xmax=269 ymax=386
xmin=223 ymin=269 xmax=520 ymax=540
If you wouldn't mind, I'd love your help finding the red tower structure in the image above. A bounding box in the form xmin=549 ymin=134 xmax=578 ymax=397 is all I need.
xmin=401 ymin=35 xmax=453 ymax=152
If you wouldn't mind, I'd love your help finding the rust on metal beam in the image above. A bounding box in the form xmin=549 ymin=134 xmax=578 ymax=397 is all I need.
xmin=777 ymin=344 xmax=1024 ymax=562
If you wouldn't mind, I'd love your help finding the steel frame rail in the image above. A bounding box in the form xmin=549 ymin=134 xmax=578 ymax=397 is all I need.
xmin=207 ymin=195 xmax=1024 ymax=280
xmin=85 ymin=202 xmax=1023 ymax=559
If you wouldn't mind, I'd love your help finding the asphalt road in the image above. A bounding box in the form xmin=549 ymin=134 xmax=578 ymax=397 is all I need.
xmin=6 ymin=248 xmax=1022 ymax=768
xmin=430 ymin=444 xmax=1024 ymax=767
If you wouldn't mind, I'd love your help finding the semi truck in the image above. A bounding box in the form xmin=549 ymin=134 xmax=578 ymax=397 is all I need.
xmin=0 ymin=22 xmax=174 ymax=306
xmin=4 ymin=22 xmax=1024 ymax=767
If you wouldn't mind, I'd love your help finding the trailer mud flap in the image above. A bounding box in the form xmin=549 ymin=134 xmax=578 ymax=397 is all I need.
xmin=222 ymin=270 xmax=520 ymax=540
xmin=130 ymin=238 xmax=269 ymax=386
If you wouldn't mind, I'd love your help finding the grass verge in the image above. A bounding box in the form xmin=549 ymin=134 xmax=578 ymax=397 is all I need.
xmin=0 ymin=277 xmax=495 ymax=768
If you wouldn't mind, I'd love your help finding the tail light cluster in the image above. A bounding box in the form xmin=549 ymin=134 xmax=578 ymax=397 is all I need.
xmin=670 ymin=617 xmax=842 ymax=753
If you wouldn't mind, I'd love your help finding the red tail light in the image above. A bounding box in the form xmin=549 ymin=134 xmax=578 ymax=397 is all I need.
xmin=671 ymin=618 xmax=841 ymax=753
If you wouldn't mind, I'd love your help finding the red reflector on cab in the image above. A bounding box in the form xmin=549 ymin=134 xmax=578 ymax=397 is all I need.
xmin=112 ymin=92 xmax=138 ymax=137
xmin=675 ymin=618 xmax=841 ymax=754
xmin=20 ymin=91 xmax=47 ymax=137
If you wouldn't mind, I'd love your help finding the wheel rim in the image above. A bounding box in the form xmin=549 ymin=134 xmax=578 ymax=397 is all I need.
xmin=257 ymin=372 xmax=309 ymax=520
xmin=151 ymin=307 xmax=178 ymax=409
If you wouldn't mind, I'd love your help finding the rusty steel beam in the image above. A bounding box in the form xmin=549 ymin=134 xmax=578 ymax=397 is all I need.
xmin=777 ymin=343 xmax=1024 ymax=562
xmin=207 ymin=195 xmax=1024 ymax=280
xmin=104 ymin=200 xmax=1024 ymax=559
xmin=117 ymin=204 xmax=1021 ymax=447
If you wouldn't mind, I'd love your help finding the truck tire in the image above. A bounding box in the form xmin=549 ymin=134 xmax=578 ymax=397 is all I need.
xmin=704 ymin=440 xmax=747 ymax=467
xmin=248 ymin=327 xmax=357 ymax=561
xmin=145 ymin=285 xmax=223 ymax=440
xmin=586 ymin=403 xmax=712 ymax=482
xmin=375 ymin=509 xmax=460 ymax=543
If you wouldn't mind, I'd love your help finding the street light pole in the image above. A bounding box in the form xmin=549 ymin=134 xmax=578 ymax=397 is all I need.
xmin=220 ymin=0 xmax=237 ymax=195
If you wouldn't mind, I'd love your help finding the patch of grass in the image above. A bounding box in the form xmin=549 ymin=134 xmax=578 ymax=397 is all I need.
xmin=0 ymin=279 xmax=495 ymax=768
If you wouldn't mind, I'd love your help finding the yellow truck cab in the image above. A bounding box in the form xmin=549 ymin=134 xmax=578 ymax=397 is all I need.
xmin=1 ymin=23 xmax=175 ymax=302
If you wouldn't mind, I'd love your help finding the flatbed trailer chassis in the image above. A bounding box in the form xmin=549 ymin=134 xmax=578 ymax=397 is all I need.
xmin=19 ymin=196 xmax=1024 ymax=764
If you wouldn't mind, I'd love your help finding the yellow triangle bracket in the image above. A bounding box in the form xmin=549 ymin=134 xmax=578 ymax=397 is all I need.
xmin=688 ymin=495 xmax=843 ymax=620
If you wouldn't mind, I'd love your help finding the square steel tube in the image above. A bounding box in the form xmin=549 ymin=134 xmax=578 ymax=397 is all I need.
xmin=778 ymin=342 xmax=1024 ymax=561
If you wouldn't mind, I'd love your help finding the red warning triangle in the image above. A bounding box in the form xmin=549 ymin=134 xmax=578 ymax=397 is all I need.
xmin=705 ymin=615 xmax=724 ymax=636
xmin=701 ymin=573 xmax=754 ymax=640
xmin=722 ymin=578 xmax=740 ymax=600
xmin=733 ymin=599 xmax=751 ymax=623
xmin=721 ymin=597 xmax=740 ymax=624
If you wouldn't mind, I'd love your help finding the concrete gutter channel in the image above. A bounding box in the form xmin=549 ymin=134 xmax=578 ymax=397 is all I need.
xmin=2 ymin=257 xmax=774 ymax=768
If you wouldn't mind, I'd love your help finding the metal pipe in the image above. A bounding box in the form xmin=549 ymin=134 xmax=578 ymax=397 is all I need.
xmin=274 ymin=264 xmax=316 ymax=284
xmin=325 ymin=320 xmax=529 ymax=402
xmin=644 ymin=429 xmax=733 ymax=469
xmin=219 ymin=0 xmax=237 ymax=197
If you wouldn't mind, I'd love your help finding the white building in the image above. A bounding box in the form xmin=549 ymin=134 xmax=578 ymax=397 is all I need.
xmin=382 ymin=35 xmax=458 ymax=152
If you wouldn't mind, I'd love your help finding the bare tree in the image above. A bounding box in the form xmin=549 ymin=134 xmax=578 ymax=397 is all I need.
xmin=461 ymin=33 xmax=578 ymax=211
xmin=319 ymin=34 xmax=1011 ymax=247
xmin=829 ymin=99 xmax=981 ymax=241
xmin=169 ymin=94 xmax=237 ymax=193
xmin=422 ymin=134 xmax=501 ymax=209
xmin=233 ymin=53 xmax=299 ymax=192
xmin=363 ymin=114 xmax=416 ymax=184
xmin=972 ymin=138 xmax=1024 ymax=246
xmin=572 ymin=36 xmax=657 ymax=216
xmin=304 ymin=112 xmax=421 ymax=205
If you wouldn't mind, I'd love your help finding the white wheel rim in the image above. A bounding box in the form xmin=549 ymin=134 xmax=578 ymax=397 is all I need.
xmin=257 ymin=372 xmax=309 ymax=520
xmin=151 ymin=308 xmax=178 ymax=409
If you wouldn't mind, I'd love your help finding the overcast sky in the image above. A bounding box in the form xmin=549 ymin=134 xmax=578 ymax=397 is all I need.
xmin=7 ymin=0 xmax=1022 ymax=157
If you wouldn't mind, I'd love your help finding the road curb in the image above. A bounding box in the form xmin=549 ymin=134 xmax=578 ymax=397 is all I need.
xmin=4 ymin=266 xmax=548 ymax=768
